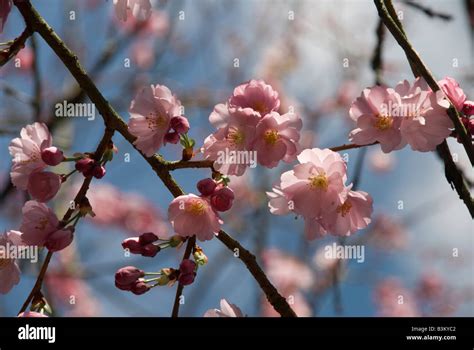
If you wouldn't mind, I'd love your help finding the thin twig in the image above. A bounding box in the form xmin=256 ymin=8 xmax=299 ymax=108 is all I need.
xmin=171 ymin=236 xmax=196 ymax=317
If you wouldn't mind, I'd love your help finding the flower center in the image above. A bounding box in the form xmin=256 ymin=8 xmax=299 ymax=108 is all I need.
xmin=309 ymin=173 xmax=328 ymax=191
xmin=18 ymin=152 xmax=39 ymax=165
xmin=337 ymin=200 xmax=352 ymax=217
xmin=375 ymin=115 xmax=393 ymax=131
xmin=253 ymin=101 xmax=267 ymax=115
xmin=34 ymin=217 xmax=49 ymax=231
xmin=227 ymin=128 xmax=245 ymax=146
xmin=186 ymin=199 xmax=207 ymax=216
xmin=263 ymin=129 xmax=279 ymax=145
xmin=146 ymin=111 xmax=167 ymax=131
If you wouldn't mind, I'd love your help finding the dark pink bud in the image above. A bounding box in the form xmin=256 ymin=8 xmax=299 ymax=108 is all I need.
xmin=131 ymin=281 xmax=150 ymax=295
xmin=178 ymin=272 xmax=195 ymax=286
xmin=170 ymin=116 xmax=190 ymax=134
xmin=210 ymin=187 xmax=235 ymax=212
xmin=164 ymin=131 xmax=180 ymax=144
xmin=197 ymin=178 xmax=217 ymax=196
xmin=138 ymin=232 xmax=159 ymax=245
xmin=141 ymin=243 xmax=160 ymax=257
xmin=115 ymin=266 xmax=145 ymax=288
xmin=45 ymin=228 xmax=74 ymax=252
xmin=462 ymin=101 xmax=474 ymax=116
xmin=41 ymin=147 xmax=64 ymax=166
xmin=461 ymin=116 xmax=474 ymax=135
xmin=92 ymin=165 xmax=106 ymax=179
xmin=122 ymin=237 xmax=142 ymax=254
xmin=179 ymin=259 xmax=196 ymax=274
xmin=75 ymin=158 xmax=95 ymax=173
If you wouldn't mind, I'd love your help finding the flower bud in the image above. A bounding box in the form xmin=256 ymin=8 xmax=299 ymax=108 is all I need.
xmin=138 ymin=232 xmax=159 ymax=245
xmin=27 ymin=171 xmax=62 ymax=203
xmin=92 ymin=165 xmax=106 ymax=179
xmin=45 ymin=228 xmax=74 ymax=252
xmin=210 ymin=187 xmax=235 ymax=212
xmin=197 ymin=178 xmax=217 ymax=196
xmin=75 ymin=158 xmax=95 ymax=173
xmin=41 ymin=147 xmax=64 ymax=166
xmin=141 ymin=243 xmax=160 ymax=257
xmin=178 ymin=272 xmax=195 ymax=286
xmin=164 ymin=131 xmax=180 ymax=144
xmin=462 ymin=101 xmax=474 ymax=117
xmin=179 ymin=259 xmax=196 ymax=274
xmin=131 ymin=281 xmax=150 ymax=295
xmin=115 ymin=266 xmax=145 ymax=289
xmin=170 ymin=116 xmax=190 ymax=134
xmin=122 ymin=237 xmax=142 ymax=254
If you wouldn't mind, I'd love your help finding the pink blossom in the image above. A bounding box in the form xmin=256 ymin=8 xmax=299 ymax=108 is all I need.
xmin=196 ymin=178 xmax=217 ymax=196
xmin=349 ymin=86 xmax=405 ymax=153
xmin=324 ymin=188 xmax=373 ymax=237
xmin=113 ymin=0 xmax=151 ymax=22
xmin=178 ymin=259 xmax=196 ymax=285
xmin=115 ymin=9 xmax=169 ymax=37
xmin=276 ymin=148 xmax=347 ymax=219
xmin=19 ymin=200 xmax=59 ymax=246
xmin=204 ymin=299 xmax=244 ymax=317
xmin=15 ymin=47 xmax=34 ymax=71
xmin=374 ymin=278 xmax=420 ymax=317
xmin=122 ymin=232 xmax=160 ymax=257
xmin=0 ymin=230 xmax=22 ymax=294
xmin=0 ymin=0 xmax=11 ymax=32
xmin=438 ymin=77 xmax=466 ymax=111
xmin=27 ymin=171 xmax=62 ymax=203
xmin=396 ymin=79 xmax=453 ymax=152
xmin=9 ymin=122 xmax=52 ymax=189
xmin=18 ymin=311 xmax=48 ymax=318
xmin=229 ymin=79 xmax=280 ymax=116
xmin=369 ymin=150 xmax=395 ymax=172
xmin=210 ymin=186 xmax=235 ymax=212
xmin=168 ymin=194 xmax=222 ymax=241
xmin=131 ymin=39 xmax=154 ymax=69
xmin=41 ymin=146 xmax=64 ymax=166
xmin=463 ymin=101 xmax=474 ymax=116
xmin=203 ymin=107 xmax=259 ymax=176
xmin=128 ymin=84 xmax=184 ymax=156
xmin=251 ymin=111 xmax=302 ymax=168
xmin=45 ymin=228 xmax=74 ymax=252
xmin=262 ymin=249 xmax=314 ymax=293
xmin=115 ymin=266 xmax=145 ymax=290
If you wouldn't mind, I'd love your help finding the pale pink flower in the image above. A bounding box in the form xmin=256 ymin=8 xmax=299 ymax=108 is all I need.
xmin=251 ymin=111 xmax=302 ymax=168
xmin=115 ymin=9 xmax=169 ymax=37
xmin=204 ymin=299 xmax=244 ymax=317
xmin=229 ymin=79 xmax=280 ymax=116
xmin=113 ymin=0 xmax=151 ymax=22
xmin=324 ymin=188 xmax=373 ymax=237
xmin=9 ymin=122 xmax=52 ymax=189
xmin=276 ymin=148 xmax=347 ymax=219
xmin=0 ymin=230 xmax=22 ymax=294
xmin=45 ymin=228 xmax=74 ymax=252
xmin=262 ymin=249 xmax=314 ymax=293
xmin=369 ymin=214 xmax=407 ymax=250
xmin=168 ymin=194 xmax=223 ymax=241
xmin=416 ymin=271 xmax=443 ymax=300
xmin=19 ymin=200 xmax=59 ymax=246
xmin=396 ymin=79 xmax=453 ymax=152
xmin=18 ymin=311 xmax=48 ymax=318
xmin=15 ymin=47 xmax=34 ymax=71
xmin=349 ymin=86 xmax=405 ymax=153
xmin=27 ymin=171 xmax=62 ymax=203
xmin=131 ymin=39 xmax=154 ymax=69
xmin=128 ymin=84 xmax=184 ymax=156
xmin=202 ymin=108 xmax=259 ymax=176
xmin=0 ymin=0 xmax=11 ymax=33
xmin=267 ymin=185 xmax=292 ymax=216
xmin=369 ymin=149 xmax=395 ymax=172
xmin=374 ymin=278 xmax=420 ymax=317
xmin=438 ymin=77 xmax=466 ymax=112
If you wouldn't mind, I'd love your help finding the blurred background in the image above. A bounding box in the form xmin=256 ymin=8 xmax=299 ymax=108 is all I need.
xmin=0 ymin=0 xmax=473 ymax=317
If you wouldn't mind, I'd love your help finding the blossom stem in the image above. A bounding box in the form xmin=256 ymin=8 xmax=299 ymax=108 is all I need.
xmin=171 ymin=236 xmax=196 ymax=317
xmin=329 ymin=142 xmax=378 ymax=152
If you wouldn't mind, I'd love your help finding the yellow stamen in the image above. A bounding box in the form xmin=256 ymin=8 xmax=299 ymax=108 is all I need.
xmin=309 ymin=173 xmax=329 ymax=191
xmin=337 ymin=200 xmax=352 ymax=217
xmin=146 ymin=112 xmax=167 ymax=131
xmin=34 ymin=217 xmax=49 ymax=231
xmin=263 ymin=129 xmax=279 ymax=145
xmin=375 ymin=115 xmax=393 ymax=131
xmin=228 ymin=129 xmax=245 ymax=146
xmin=185 ymin=199 xmax=207 ymax=216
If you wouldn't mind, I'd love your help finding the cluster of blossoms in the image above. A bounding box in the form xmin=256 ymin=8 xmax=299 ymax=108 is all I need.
xmin=267 ymin=148 xmax=373 ymax=239
xmin=127 ymin=84 xmax=190 ymax=156
xmin=168 ymin=178 xmax=235 ymax=241
xmin=349 ymin=77 xmax=473 ymax=153
xmin=203 ymin=79 xmax=302 ymax=175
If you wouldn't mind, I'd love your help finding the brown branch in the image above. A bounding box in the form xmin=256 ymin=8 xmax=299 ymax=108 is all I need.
xmin=171 ymin=236 xmax=196 ymax=317
xmin=0 ymin=26 xmax=32 ymax=67
xmin=329 ymin=141 xmax=378 ymax=152
xmin=14 ymin=0 xmax=296 ymax=317
xmin=166 ymin=159 xmax=215 ymax=171
xmin=402 ymin=0 xmax=453 ymax=21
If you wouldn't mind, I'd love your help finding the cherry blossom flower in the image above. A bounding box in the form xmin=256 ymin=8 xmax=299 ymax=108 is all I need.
xmin=27 ymin=171 xmax=62 ymax=203
xmin=113 ymin=0 xmax=151 ymax=22
xmin=276 ymin=148 xmax=347 ymax=219
xmin=45 ymin=228 xmax=74 ymax=252
xmin=15 ymin=47 xmax=34 ymax=71
xmin=0 ymin=0 xmax=11 ymax=33
xmin=19 ymin=200 xmax=59 ymax=247
xmin=41 ymin=146 xmax=64 ymax=166
xmin=9 ymin=122 xmax=52 ymax=189
xmin=374 ymin=278 xmax=420 ymax=317
xmin=0 ymin=230 xmax=22 ymax=294
xmin=369 ymin=149 xmax=395 ymax=172
xmin=349 ymin=86 xmax=405 ymax=153
xmin=229 ymin=79 xmax=280 ymax=116
xmin=204 ymin=299 xmax=244 ymax=317
xmin=396 ymin=79 xmax=453 ymax=152
xmin=438 ymin=77 xmax=466 ymax=112
xmin=251 ymin=111 xmax=302 ymax=168
xmin=168 ymin=194 xmax=223 ymax=241
xmin=128 ymin=84 xmax=186 ymax=156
